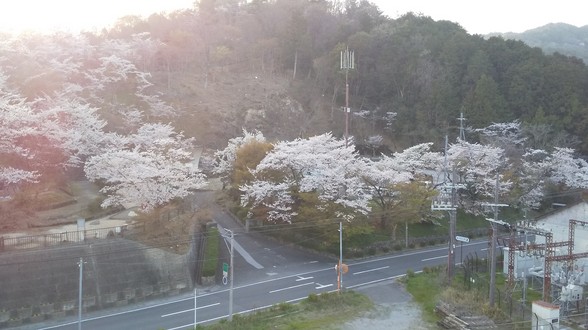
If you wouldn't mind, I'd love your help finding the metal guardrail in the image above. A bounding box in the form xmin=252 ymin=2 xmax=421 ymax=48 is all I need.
xmin=0 ymin=223 xmax=141 ymax=252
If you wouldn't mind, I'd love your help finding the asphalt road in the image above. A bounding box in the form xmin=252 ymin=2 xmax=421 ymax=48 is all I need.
xmin=33 ymin=238 xmax=492 ymax=330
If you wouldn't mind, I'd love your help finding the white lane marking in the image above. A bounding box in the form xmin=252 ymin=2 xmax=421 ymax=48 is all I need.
xmin=346 ymin=275 xmax=404 ymax=289
xmin=421 ymin=255 xmax=446 ymax=261
xmin=315 ymin=283 xmax=333 ymax=289
xmin=269 ymin=282 xmax=314 ymax=293
xmin=296 ymin=275 xmax=314 ymax=281
xmin=168 ymin=296 xmax=310 ymax=330
xmin=161 ymin=303 xmax=220 ymax=317
xmin=232 ymin=238 xmax=264 ymax=269
xmin=307 ymin=260 xmax=318 ymax=264
xmin=352 ymin=266 xmax=389 ymax=275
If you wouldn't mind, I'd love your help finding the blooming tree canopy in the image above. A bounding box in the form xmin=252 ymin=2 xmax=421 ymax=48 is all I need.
xmin=85 ymin=123 xmax=206 ymax=211
xmin=240 ymin=133 xmax=371 ymax=223
xmin=443 ymin=139 xmax=510 ymax=212
xmin=360 ymin=142 xmax=439 ymax=234
xmin=213 ymin=129 xmax=266 ymax=180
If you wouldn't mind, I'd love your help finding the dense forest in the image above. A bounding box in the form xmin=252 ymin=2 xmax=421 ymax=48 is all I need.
xmin=2 ymin=0 xmax=588 ymax=155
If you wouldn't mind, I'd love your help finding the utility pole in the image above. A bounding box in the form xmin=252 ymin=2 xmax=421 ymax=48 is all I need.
xmin=431 ymin=136 xmax=462 ymax=284
xmin=448 ymin=167 xmax=457 ymax=281
xmin=485 ymin=173 xmax=508 ymax=307
xmin=457 ymin=112 xmax=466 ymax=141
xmin=77 ymin=257 xmax=84 ymax=330
xmin=341 ymin=47 xmax=354 ymax=147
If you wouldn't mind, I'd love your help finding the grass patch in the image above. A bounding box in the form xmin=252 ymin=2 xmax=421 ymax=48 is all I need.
xmin=401 ymin=267 xmax=445 ymax=324
xmin=202 ymin=227 xmax=220 ymax=277
xmin=408 ymin=211 xmax=488 ymax=238
xmin=199 ymin=291 xmax=373 ymax=330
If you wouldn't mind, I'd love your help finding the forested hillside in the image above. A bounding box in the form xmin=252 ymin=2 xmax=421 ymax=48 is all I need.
xmin=2 ymin=0 xmax=588 ymax=154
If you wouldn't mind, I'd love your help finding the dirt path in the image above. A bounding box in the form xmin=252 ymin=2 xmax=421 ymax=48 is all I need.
xmin=342 ymin=280 xmax=433 ymax=330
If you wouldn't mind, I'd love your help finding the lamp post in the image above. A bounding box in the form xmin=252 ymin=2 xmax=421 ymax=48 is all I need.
xmin=219 ymin=226 xmax=234 ymax=321
xmin=77 ymin=257 xmax=84 ymax=330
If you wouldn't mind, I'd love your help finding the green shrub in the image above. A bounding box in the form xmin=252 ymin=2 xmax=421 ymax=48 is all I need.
xmin=307 ymin=293 xmax=319 ymax=303
xmin=202 ymin=228 xmax=219 ymax=277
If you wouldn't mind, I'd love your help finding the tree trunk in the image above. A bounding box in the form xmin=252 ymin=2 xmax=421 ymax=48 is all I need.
xmin=391 ymin=223 xmax=398 ymax=241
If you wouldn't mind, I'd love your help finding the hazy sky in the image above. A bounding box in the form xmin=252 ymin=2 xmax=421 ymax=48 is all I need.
xmin=0 ymin=0 xmax=586 ymax=35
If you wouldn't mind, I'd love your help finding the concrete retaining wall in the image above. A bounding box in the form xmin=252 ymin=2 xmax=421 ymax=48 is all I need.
xmin=0 ymin=238 xmax=192 ymax=328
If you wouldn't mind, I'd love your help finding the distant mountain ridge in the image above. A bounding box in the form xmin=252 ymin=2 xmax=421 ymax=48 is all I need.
xmin=488 ymin=23 xmax=588 ymax=64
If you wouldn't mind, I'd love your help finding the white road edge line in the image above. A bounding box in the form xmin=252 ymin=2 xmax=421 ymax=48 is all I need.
xmin=422 ymin=255 xmax=446 ymax=261
xmin=161 ymin=303 xmax=220 ymax=317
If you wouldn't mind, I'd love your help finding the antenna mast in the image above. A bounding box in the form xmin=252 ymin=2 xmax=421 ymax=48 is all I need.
xmin=341 ymin=47 xmax=354 ymax=147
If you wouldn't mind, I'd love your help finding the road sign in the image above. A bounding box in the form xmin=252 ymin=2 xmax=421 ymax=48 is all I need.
xmin=335 ymin=263 xmax=349 ymax=274
xmin=455 ymin=235 xmax=469 ymax=243
xmin=223 ymin=262 xmax=229 ymax=277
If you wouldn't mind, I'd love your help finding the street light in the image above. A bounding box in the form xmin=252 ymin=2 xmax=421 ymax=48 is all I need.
xmin=219 ymin=226 xmax=234 ymax=321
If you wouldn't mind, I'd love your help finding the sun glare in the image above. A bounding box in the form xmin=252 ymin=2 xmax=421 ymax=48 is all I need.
xmin=0 ymin=0 xmax=193 ymax=35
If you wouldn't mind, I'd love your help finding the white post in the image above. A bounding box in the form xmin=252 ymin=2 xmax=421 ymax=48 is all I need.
xmin=78 ymin=257 xmax=83 ymax=330
xmin=229 ymin=229 xmax=234 ymax=321
xmin=194 ymin=287 xmax=197 ymax=328
xmin=339 ymin=222 xmax=343 ymax=292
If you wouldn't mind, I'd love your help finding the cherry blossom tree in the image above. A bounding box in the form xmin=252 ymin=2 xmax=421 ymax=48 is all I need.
xmin=444 ymin=139 xmax=510 ymax=212
xmin=360 ymin=143 xmax=438 ymax=236
xmin=0 ymin=86 xmax=113 ymax=185
xmin=213 ymin=129 xmax=266 ymax=185
xmin=518 ymin=147 xmax=588 ymax=209
xmin=475 ymin=122 xmax=588 ymax=210
xmin=240 ymin=133 xmax=371 ymax=223
xmin=84 ymin=123 xmax=206 ymax=211
xmin=0 ymin=73 xmax=43 ymax=187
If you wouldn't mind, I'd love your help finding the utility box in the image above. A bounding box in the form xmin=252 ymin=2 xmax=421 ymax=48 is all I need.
xmin=560 ymin=284 xmax=583 ymax=302
xmin=532 ymin=301 xmax=560 ymax=329
xmin=502 ymin=247 xmax=542 ymax=277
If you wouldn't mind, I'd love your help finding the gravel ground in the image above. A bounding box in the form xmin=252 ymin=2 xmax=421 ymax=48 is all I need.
xmin=342 ymin=280 xmax=434 ymax=330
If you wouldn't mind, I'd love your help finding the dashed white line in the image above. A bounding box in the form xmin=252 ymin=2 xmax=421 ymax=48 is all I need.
xmin=421 ymin=255 xmax=446 ymax=261
xmin=269 ymin=282 xmax=314 ymax=293
xmin=352 ymin=266 xmax=389 ymax=275
xmin=161 ymin=303 xmax=220 ymax=318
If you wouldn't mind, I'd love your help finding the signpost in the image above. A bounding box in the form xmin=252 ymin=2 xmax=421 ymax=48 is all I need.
xmin=222 ymin=262 xmax=229 ymax=285
xmin=455 ymin=236 xmax=469 ymax=264
xmin=455 ymin=235 xmax=469 ymax=243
